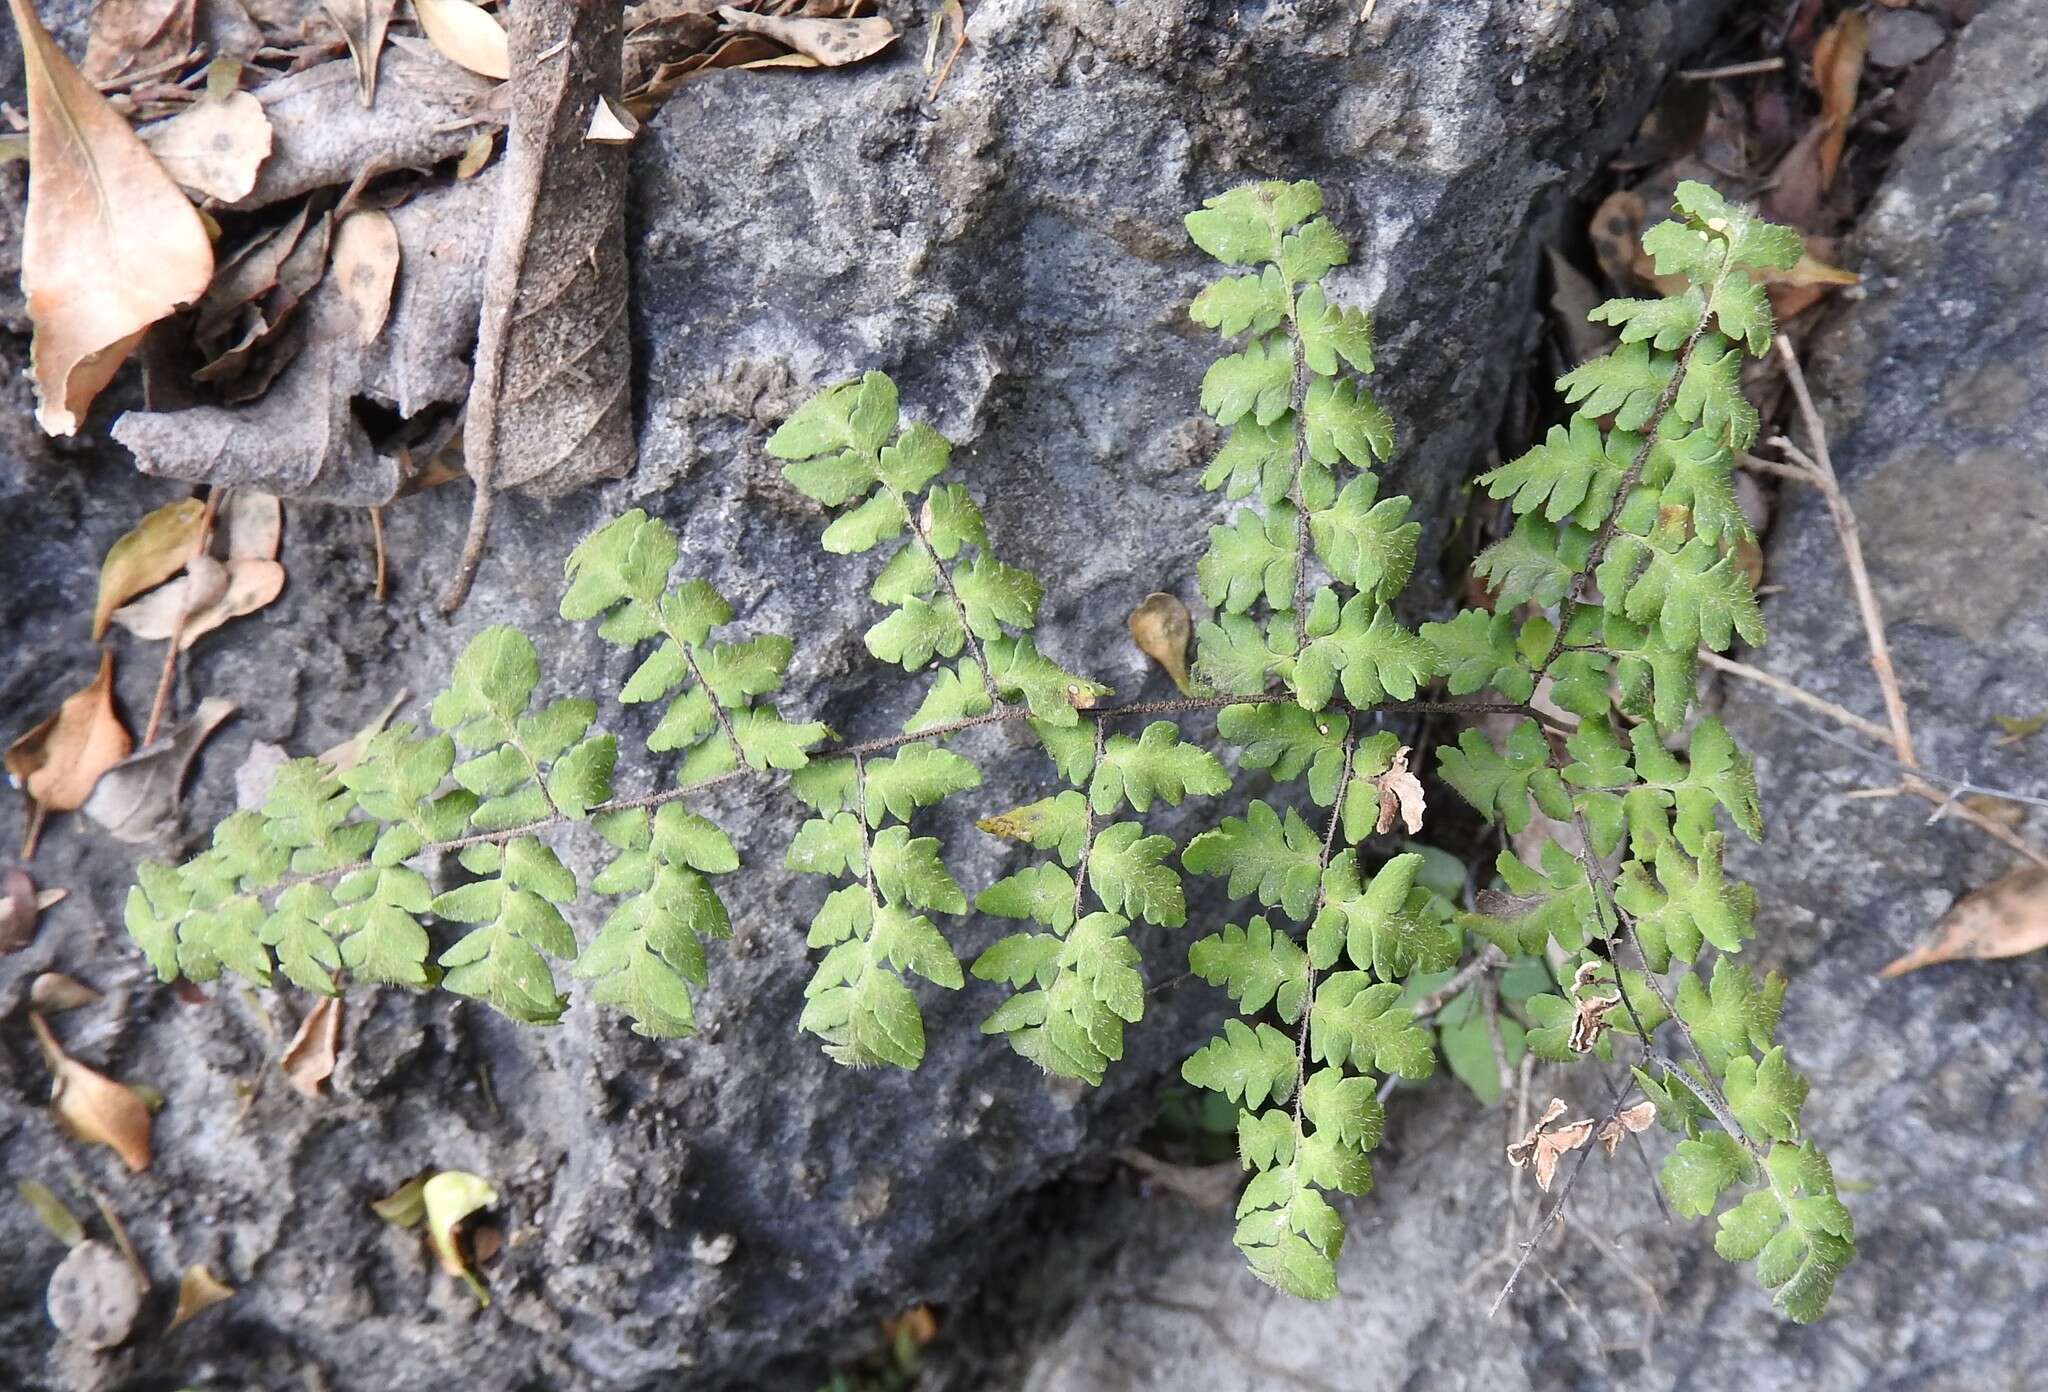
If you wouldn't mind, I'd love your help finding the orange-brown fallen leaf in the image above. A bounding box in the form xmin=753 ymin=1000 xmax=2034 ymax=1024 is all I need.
xmin=7 ymin=0 xmax=213 ymax=436
xmin=280 ymin=997 xmax=343 ymax=1098
xmin=93 ymin=497 xmax=207 ymax=639
xmin=7 ymin=650 xmax=133 ymax=858
xmin=1879 ymin=866 xmax=2048 ymax=979
xmin=1813 ymin=11 xmax=1868 ymax=191
xmin=29 ymin=1013 xmax=152 ymax=1172
xmin=165 ymin=1263 xmax=234 ymax=1332
xmin=2 ymin=868 xmax=39 ymax=953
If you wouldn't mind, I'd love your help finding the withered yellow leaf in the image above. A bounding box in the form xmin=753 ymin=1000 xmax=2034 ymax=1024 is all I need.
xmin=93 ymin=497 xmax=205 ymax=639
xmin=414 ymin=0 xmax=510 ymax=80
xmin=30 ymin=1013 xmax=152 ymax=1172
xmin=7 ymin=0 xmax=213 ymax=436
xmin=323 ymin=0 xmax=400 ymax=105
xmin=30 ymin=971 xmax=102 ymax=1012
xmin=166 ymin=1263 xmax=235 ymax=1332
xmin=1879 ymin=866 xmax=2048 ymax=979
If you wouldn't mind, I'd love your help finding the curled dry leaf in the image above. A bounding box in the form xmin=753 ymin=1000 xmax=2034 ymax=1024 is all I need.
xmin=2 ymin=867 xmax=39 ymax=953
xmin=166 ymin=1263 xmax=235 ymax=1332
xmin=139 ymin=91 xmax=273 ymax=203
xmin=1813 ymin=11 xmax=1868 ymax=191
xmin=454 ymin=128 xmax=495 ymax=177
xmin=82 ymin=0 xmax=195 ymax=85
xmin=332 ymin=210 xmax=402 ymax=346
xmin=422 ymin=1171 xmax=498 ymax=1303
xmin=1505 ymin=1097 xmax=1595 ymax=1193
xmin=280 ymin=996 xmax=343 ymax=1098
xmin=32 ymin=972 xmax=103 ymax=1012
xmin=93 ymin=497 xmax=206 ymax=639
xmin=1879 ymin=866 xmax=2048 ymax=979
xmin=17 ymin=1178 xmax=86 ymax=1247
xmin=414 ymin=0 xmax=511 ymax=80
xmin=1373 ymin=744 xmax=1425 ymax=836
xmin=714 ymin=5 xmax=896 ymax=66
xmin=46 ymin=1239 xmax=145 ymax=1350
xmin=1127 ymin=592 xmax=1193 ymax=695
xmin=1566 ymin=960 xmax=1620 ymax=1054
xmin=323 ymin=0 xmax=399 ymax=104
xmin=1597 ymin=1100 xmax=1658 ymax=1157
xmin=8 ymin=0 xmax=213 ymax=436
xmin=7 ymin=650 xmax=133 ymax=855
xmin=29 ymin=1013 xmax=152 ymax=1172
xmin=80 ymin=696 xmax=237 ymax=843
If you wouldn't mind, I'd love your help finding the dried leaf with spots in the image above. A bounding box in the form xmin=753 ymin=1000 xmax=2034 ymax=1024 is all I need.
xmin=280 ymin=996 xmax=342 ymax=1098
xmin=93 ymin=497 xmax=206 ymax=639
xmin=714 ymin=5 xmax=895 ymax=66
xmin=1566 ymin=960 xmax=1620 ymax=1054
xmin=331 ymin=209 xmax=401 ymax=345
xmin=323 ymin=0 xmax=399 ymax=104
xmin=1879 ymin=867 xmax=2048 ymax=979
xmin=8 ymin=0 xmax=214 ymax=436
xmin=1373 ymin=744 xmax=1425 ymax=836
xmin=109 ymin=555 xmax=228 ymax=640
xmin=30 ymin=1014 xmax=152 ymax=1172
xmin=80 ymin=696 xmax=236 ymax=843
xmin=7 ymin=650 xmax=133 ymax=855
xmin=166 ymin=1263 xmax=234 ymax=1332
xmin=139 ymin=92 xmax=273 ymax=203
xmin=31 ymin=972 xmax=102 ymax=1012
xmin=414 ymin=0 xmax=510 ymax=80
xmin=440 ymin=0 xmax=632 ymax=607
xmin=17 ymin=1179 xmax=86 ymax=1247
xmin=1813 ymin=11 xmax=1868 ymax=191
xmin=1597 ymin=1100 xmax=1657 ymax=1156
xmin=1504 ymin=1097 xmax=1595 ymax=1193
xmin=422 ymin=1171 xmax=498 ymax=1302
xmin=46 ymin=1239 xmax=145 ymax=1350
xmin=1128 ymin=592 xmax=1193 ymax=694
xmin=82 ymin=0 xmax=195 ymax=84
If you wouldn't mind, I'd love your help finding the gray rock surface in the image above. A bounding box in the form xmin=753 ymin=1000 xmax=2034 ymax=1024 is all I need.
xmin=1001 ymin=3 xmax=2048 ymax=1388
xmin=1 ymin=1 xmax=1724 ymax=1386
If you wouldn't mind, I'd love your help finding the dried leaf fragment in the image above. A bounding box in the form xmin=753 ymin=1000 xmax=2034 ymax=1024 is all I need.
xmin=1812 ymin=11 xmax=1868 ymax=191
xmin=1505 ymin=1098 xmax=1595 ymax=1192
xmin=323 ymin=0 xmax=399 ymax=104
xmin=2 ymin=867 xmax=39 ymax=953
xmin=1373 ymin=744 xmax=1425 ymax=836
xmin=46 ymin=1239 xmax=145 ymax=1350
xmin=140 ymin=91 xmax=273 ymax=203
xmin=585 ymin=94 xmax=639 ymax=144
xmin=1566 ymin=960 xmax=1620 ymax=1054
xmin=31 ymin=972 xmax=102 ymax=1012
xmin=414 ymin=0 xmax=511 ymax=80
xmin=1879 ymin=866 xmax=2048 ymax=979
xmin=180 ymin=560 xmax=287 ymax=648
xmin=82 ymin=0 xmax=195 ymax=85
xmin=1597 ymin=1100 xmax=1657 ymax=1157
xmin=331 ymin=209 xmax=401 ymax=346
xmin=280 ymin=997 xmax=343 ymax=1098
xmin=1128 ymin=592 xmax=1193 ymax=694
xmin=30 ymin=1014 xmax=152 ymax=1172
xmin=93 ymin=498 xmax=206 ymax=639
xmin=166 ymin=1263 xmax=235 ymax=1332
xmin=422 ymin=1171 xmax=498 ymax=1303
xmin=8 ymin=0 xmax=214 ymax=435
xmin=108 ymin=555 xmax=229 ymax=641
xmin=80 ymin=697 xmax=237 ymax=843
xmin=715 ymin=5 xmax=895 ymax=65
xmin=7 ymin=650 xmax=133 ymax=853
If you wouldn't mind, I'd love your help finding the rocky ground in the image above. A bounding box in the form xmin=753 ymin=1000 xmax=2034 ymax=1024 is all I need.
xmin=5 ymin=0 xmax=2043 ymax=1388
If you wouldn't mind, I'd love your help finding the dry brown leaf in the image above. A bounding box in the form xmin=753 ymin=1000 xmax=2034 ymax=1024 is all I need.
xmin=332 ymin=209 xmax=401 ymax=345
xmin=1505 ymin=1098 xmax=1596 ymax=1193
xmin=1373 ymin=744 xmax=1425 ymax=836
xmin=2 ymin=867 xmax=40 ymax=953
xmin=1566 ymin=960 xmax=1620 ymax=1054
xmin=8 ymin=0 xmax=214 ymax=436
xmin=1813 ymin=11 xmax=1868 ymax=191
xmin=180 ymin=559 xmax=286 ymax=647
xmin=140 ymin=91 xmax=273 ymax=202
xmin=322 ymin=0 xmax=399 ymax=104
xmin=1127 ymin=592 xmax=1193 ymax=695
xmin=109 ymin=554 xmax=229 ymax=641
xmin=1879 ymin=866 xmax=2048 ymax=979
xmin=1597 ymin=1100 xmax=1657 ymax=1157
xmin=166 ymin=1263 xmax=235 ymax=1332
xmin=93 ymin=497 xmax=206 ymax=639
xmin=714 ymin=4 xmax=894 ymax=65
xmin=280 ymin=996 xmax=342 ymax=1098
xmin=30 ymin=1014 xmax=152 ymax=1172
xmin=585 ymin=94 xmax=639 ymax=144
xmin=217 ymin=490 xmax=284 ymax=561
xmin=1545 ymin=247 xmax=1615 ymax=366
xmin=7 ymin=650 xmax=134 ymax=854
xmin=45 ymin=1239 xmax=145 ymax=1350
xmin=80 ymin=696 xmax=237 ymax=843
xmin=414 ymin=0 xmax=511 ymax=80
xmin=454 ymin=128 xmax=495 ymax=177
xmin=31 ymin=972 xmax=103 ymax=1012
xmin=82 ymin=0 xmax=196 ymax=84
xmin=235 ymin=739 xmax=291 ymax=809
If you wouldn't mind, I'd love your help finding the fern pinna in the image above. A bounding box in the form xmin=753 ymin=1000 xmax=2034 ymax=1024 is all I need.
xmin=121 ymin=180 xmax=1849 ymax=1322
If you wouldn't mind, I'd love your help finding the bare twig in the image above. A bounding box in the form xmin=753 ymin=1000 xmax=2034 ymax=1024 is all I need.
xmin=1409 ymin=944 xmax=1507 ymax=1020
xmin=144 ymin=486 xmax=224 ymax=744
xmin=1488 ymin=1082 xmax=1641 ymax=1317
xmin=369 ymin=506 xmax=388 ymax=602
xmin=1699 ymin=648 xmax=1892 ymax=744
xmin=1677 ymin=57 xmax=1786 ymax=81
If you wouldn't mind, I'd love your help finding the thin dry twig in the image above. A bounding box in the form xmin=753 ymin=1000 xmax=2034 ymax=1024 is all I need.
xmin=369 ymin=505 xmax=388 ymax=602
xmin=144 ymin=486 xmax=224 ymax=744
xmin=1699 ymin=649 xmax=1892 ymax=744
xmin=1677 ymin=57 xmax=1786 ymax=81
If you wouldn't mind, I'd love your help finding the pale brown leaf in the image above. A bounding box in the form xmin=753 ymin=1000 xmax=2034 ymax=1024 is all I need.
xmin=217 ymin=490 xmax=284 ymax=561
xmin=108 ymin=555 xmax=228 ymax=641
xmin=318 ymin=689 xmax=409 ymax=772
xmin=6 ymin=650 xmax=134 ymax=829
xmin=8 ymin=0 xmax=214 ymax=435
xmin=180 ymin=559 xmax=285 ymax=647
xmin=82 ymin=0 xmax=195 ymax=84
xmin=80 ymin=696 xmax=236 ymax=843
xmin=331 ymin=209 xmax=401 ymax=345
xmin=30 ymin=1014 xmax=152 ymax=1172
xmin=322 ymin=0 xmax=399 ymax=104
xmin=1879 ymin=866 xmax=2048 ymax=979
xmin=45 ymin=1239 xmax=145 ymax=1350
xmin=1813 ymin=11 xmax=1867 ymax=191
xmin=1597 ymin=1100 xmax=1657 ymax=1157
xmin=280 ymin=996 xmax=342 ymax=1098
xmin=1127 ymin=592 xmax=1193 ymax=695
xmin=139 ymin=91 xmax=273 ymax=203
xmin=585 ymin=94 xmax=639 ymax=144
xmin=414 ymin=0 xmax=510 ymax=80
xmin=714 ymin=5 xmax=894 ymax=65
xmin=166 ymin=1263 xmax=235 ymax=1332
xmin=31 ymin=972 xmax=102 ymax=1012
xmin=1374 ymin=744 xmax=1425 ymax=837
xmin=1566 ymin=959 xmax=1620 ymax=1054
xmin=1 ymin=867 xmax=38 ymax=953
xmin=93 ymin=497 xmax=206 ymax=640
xmin=1505 ymin=1098 xmax=1597 ymax=1192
